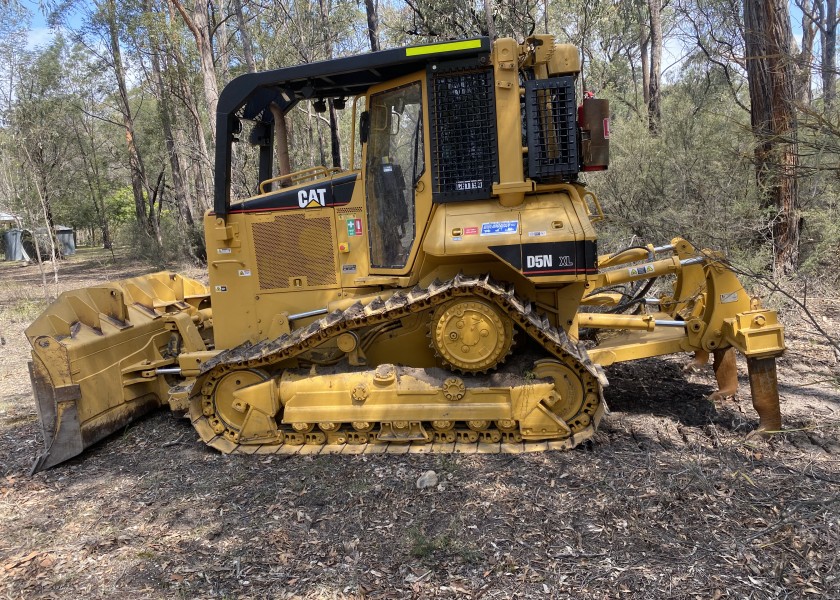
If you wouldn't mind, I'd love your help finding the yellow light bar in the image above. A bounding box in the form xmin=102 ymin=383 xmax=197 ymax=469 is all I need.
xmin=405 ymin=39 xmax=483 ymax=57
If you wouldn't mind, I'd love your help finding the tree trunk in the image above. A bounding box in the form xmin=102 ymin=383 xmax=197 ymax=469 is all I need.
xmin=103 ymin=0 xmax=159 ymax=244
xmin=233 ymin=0 xmax=257 ymax=71
xmin=743 ymin=0 xmax=801 ymax=275
xmin=73 ymin=118 xmax=112 ymax=249
xmin=647 ymin=0 xmax=662 ymax=134
xmin=640 ymin=30 xmax=650 ymax=110
xmin=484 ymin=0 xmax=496 ymax=39
xmin=364 ymin=0 xmax=380 ymax=51
xmin=799 ymin=0 xmax=816 ymax=106
xmin=147 ymin=0 xmax=193 ymax=227
xmin=171 ymin=0 xmax=219 ymax=144
xmin=543 ymin=0 xmax=549 ymax=34
xmin=166 ymin=0 xmax=213 ymax=210
xmin=319 ymin=0 xmax=341 ymax=167
xmin=269 ymin=103 xmax=292 ymax=186
xmin=34 ymin=162 xmax=62 ymax=259
xmin=213 ymin=0 xmax=230 ymax=83
xmin=822 ymin=0 xmax=837 ymax=107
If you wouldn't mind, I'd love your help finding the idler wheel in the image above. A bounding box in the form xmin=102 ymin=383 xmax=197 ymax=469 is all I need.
xmin=531 ymin=359 xmax=591 ymax=425
xmin=208 ymin=369 xmax=269 ymax=440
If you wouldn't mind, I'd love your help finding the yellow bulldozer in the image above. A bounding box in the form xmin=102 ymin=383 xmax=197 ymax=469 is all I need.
xmin=26 ymin=36 xmax=786 ymax=471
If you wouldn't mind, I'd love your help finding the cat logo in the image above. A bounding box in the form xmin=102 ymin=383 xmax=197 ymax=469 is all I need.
xmin=298 ymin=188 xmax=327 ymax=208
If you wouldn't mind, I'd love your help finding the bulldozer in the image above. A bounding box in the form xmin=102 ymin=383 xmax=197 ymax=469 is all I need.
xmin=26 ymin=36 xmax=786 ymax=471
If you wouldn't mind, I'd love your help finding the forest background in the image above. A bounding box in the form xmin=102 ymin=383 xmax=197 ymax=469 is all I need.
xmin=0 ymin=0 xmax=837 ymax=295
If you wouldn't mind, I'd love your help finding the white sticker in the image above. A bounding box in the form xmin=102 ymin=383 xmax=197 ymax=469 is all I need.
xmin=628 ymin=264 xmax=655 ymax=277
xmin=342 ymin=264 xmax=357 ymax=274
xmin=451 ymin=236 xmax=462 ymax=242
xmin=238 ymin=269 xmax=251 ymax=277
xmin=528 ymin=231 xmax=547 ymax=237
xmin=217 ymin=248 xmax=232 ymax=254
xmin=480 ymin=221 xmax=518 ymax=236
xmin=456 ymin=179 xmax=483 ymax=191
xmin=215 ymin=285 xmax=228 ymax=292
xmin=720 ymin=292 xmax=739 ymax=304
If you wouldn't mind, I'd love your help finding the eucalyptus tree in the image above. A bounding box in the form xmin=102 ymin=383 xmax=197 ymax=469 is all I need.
xmin=796 ymin=0 xmax=838 ymax=107
xmin=744 ymin=0 xmax=801 ymax=275
xmin=9 ymin=40 xmax=71 ymax=235
xmin=170 ymin=0 xmax=219 ymax=143
xmin=46 ymin=0 xmax=166 ymax=246
xmin=141 ymin=0 xmax=195 ymax=229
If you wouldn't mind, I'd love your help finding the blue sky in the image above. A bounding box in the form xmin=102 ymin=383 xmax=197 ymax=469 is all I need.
xmin=25 ymin=1 xmax=55 ymax=49
xmin=22 ymin=1 xmax=811 ymax=52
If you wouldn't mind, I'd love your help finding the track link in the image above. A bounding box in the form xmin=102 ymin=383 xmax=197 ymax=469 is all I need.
xmin=189 ymin=273 xmax=608 ymax=455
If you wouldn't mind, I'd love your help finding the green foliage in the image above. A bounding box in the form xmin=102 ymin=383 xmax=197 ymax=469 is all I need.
xmin=106 ymin=187 xmax=139 ymax=227
xmin=120 ymin=212 xmax=195 ymax=268
xmin=591 ymin=73 xmax=774 ymax=269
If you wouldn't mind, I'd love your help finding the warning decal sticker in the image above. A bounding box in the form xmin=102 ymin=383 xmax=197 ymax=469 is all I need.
xmin=628 ymin=264 xmax=655 ymax=277
xmin=480 ymin=221 xmax=518 ymax=236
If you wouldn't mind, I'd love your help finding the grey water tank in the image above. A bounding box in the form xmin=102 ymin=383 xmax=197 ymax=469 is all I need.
xmin=2 ymin=229 xmax=27 ymax=261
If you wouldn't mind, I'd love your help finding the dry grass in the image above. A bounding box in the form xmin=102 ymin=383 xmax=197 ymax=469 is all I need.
xmin=0 ymin=248 xmax=838 ymax=599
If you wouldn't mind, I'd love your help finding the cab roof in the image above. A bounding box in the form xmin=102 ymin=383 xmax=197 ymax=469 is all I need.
xmin=220 ymin=38 xmax=491 ymax=122
xmin=215 ymin=38 xmax=492 ymax=215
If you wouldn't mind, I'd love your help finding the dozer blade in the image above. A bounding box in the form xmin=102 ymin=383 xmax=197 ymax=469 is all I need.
xmin=25 ymin=272 xmax=209 ymax=472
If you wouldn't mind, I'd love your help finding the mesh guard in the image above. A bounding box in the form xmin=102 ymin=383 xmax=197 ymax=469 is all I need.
xmin=428 ymin=61 xmax=498 ymax=202
xmin=525 ymin=76 xmax=579 ymax=182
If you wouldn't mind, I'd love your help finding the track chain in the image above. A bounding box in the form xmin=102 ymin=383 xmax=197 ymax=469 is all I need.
xmin=188 ymin=273 xmax=608 ymax=455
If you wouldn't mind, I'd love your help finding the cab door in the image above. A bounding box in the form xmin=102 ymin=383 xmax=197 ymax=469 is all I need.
xmin=363 ymin=76 xmax=430 ymax=274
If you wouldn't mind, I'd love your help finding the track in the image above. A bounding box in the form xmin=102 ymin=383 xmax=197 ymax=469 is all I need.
xmin=188 ymin=273 xmax=608 ymax=455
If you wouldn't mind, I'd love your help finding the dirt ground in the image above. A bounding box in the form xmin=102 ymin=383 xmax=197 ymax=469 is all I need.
xmin=0 ymin=249 xmax=838 ymax=599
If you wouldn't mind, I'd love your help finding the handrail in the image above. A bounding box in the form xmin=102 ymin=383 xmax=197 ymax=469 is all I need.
xmin=582 ymin=190 xmax=605 ymax=223
xmin=258 ymin=166 xmax=342 ymax=194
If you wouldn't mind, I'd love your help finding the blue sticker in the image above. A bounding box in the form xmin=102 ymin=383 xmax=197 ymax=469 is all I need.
xmin=480 ymin=221 xmax=519 ymax=236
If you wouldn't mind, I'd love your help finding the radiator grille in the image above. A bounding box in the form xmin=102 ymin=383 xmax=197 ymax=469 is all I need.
xmin=429 ymin=63 xmax=498 ymax=202
xmin=524 ymin=76 xmax=579 ymax=182
xmin=251 ymin=214 xmax=337 ymax=290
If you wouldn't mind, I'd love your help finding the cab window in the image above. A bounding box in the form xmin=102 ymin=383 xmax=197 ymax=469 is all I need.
xmin=365 ymin=82 xmax=424 ymax=269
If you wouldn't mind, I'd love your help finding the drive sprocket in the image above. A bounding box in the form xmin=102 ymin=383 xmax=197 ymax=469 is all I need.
xmin=430 ymin=298 xmax=514 ymax=373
